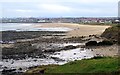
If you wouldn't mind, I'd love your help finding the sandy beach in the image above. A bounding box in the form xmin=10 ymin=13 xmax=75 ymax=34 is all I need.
xmin=34 ymin=23 xmax=111 ymax=37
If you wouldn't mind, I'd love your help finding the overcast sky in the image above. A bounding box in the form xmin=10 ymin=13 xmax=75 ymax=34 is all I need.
xmin=0 ymin=0 xmax=119 ymax=18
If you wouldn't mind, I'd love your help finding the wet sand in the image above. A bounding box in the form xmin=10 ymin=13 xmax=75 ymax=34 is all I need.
xmin=34 ymin=23 xmax=111 ymax=37
xmin=86 ymin=45 xmax=119 ymax=57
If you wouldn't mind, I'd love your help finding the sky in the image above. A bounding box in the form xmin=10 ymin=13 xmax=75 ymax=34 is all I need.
xmin=0 ymin=0 xmax=119 ymax=18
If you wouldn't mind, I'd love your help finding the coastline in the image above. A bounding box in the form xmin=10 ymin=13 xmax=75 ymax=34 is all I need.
xmin=33 ymin=23 xmax=111 ymax=37
xmin=1 ymin=23 xmax=118 ymax=74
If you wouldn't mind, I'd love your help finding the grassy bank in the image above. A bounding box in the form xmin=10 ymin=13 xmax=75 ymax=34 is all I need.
xmin=101 ymin=25 xmax=120 ymax=44
xmin=26 ymin=57 xmax=119 ymax=74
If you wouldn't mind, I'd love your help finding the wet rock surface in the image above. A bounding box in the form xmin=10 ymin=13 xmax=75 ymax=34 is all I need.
xmin=1 ymin=31 xmax=85 ymax=60
xmin=1 ymin=31 xmax=112 ymax=75
xmin=85 ymin=40 xmax=114 ymax=46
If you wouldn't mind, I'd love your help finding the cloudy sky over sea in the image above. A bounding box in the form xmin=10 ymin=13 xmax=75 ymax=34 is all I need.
xmin=0 ymin=0 xmax=119 ymax=17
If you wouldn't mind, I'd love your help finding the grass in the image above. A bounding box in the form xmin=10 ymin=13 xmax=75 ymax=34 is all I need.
xmin=26 ymin=57 xmax=119 ymax=74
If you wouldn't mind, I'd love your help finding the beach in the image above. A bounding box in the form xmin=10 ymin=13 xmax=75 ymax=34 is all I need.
xmin=34 ymin=23 xmax=111 ymax=37
xmin=1 ymin=23 xmax=110 ymax=37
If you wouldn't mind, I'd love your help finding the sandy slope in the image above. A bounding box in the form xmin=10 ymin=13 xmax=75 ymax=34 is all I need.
xmin=34 ymin=23 xmax=110 ymax=37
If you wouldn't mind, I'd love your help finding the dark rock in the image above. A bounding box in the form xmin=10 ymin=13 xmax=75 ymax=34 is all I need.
xmin=18 ymin=68 xmax=22 ymax=71
xmin=92 ymin=56 xmax=103 ymax=59
xmin=63 ymin=45 xmax=77 ymax=50
xmin=39 ymin=69 xmax=46 ymax=74
xmin=33 ymin=59 xmax=37 ymax=62
xmin=11 ymin=61 xmax=14 ymax=64
xmin=85 ymin=41 xmax=97 ymax=46
xmin=74 ymin=53 xmax=76 ymax=55
xmin=97 ymin=40 xmax=113 ymax=46
xmin=85 ymin=40 xmax=113 ymax=46
xmin=3 ymin=66 xmax=8 ymax=69
xmin=2 ymin=69 xmax=16 ymax=73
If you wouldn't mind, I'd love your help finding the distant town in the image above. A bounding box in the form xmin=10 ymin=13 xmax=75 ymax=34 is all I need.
xmin=1 ymin=17 xmax=120 ymax=24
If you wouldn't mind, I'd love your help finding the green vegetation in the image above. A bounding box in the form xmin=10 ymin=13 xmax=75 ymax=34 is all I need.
xmin=101 ymin=25 xmax=120 ymax=44
xmin=26 ymin=57 xmax=119 ymax=74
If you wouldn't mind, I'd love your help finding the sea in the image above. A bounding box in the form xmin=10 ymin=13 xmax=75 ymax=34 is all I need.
xmin=0 ymin=23 xmax=72 ymax=31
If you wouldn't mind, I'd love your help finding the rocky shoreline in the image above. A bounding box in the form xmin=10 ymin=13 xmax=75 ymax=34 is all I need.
xmin=1 ymin=31 xmax=119 ymax=75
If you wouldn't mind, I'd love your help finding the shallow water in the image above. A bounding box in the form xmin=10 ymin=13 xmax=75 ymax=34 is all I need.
xmin=0 ymin=23 xmax=32 ymax=31
xmin=0 ymin=23 xmax=72 ymax=31
xmin=0 ymin=46 xmax=94 ymax=72
xmin=50 ymin=48 xmax=93 ymax=61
